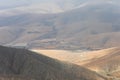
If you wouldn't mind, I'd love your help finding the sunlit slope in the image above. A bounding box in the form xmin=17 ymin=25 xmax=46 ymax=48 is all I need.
xmin=32 ymin=47 xmax=119 ymax=66
xmin=84 ymin=47 xmax=120 ymax=73
xmin=0 ymin=46 xmax=106 ymax=80
xmin=32 ymin=47 xmax=120 ymax=79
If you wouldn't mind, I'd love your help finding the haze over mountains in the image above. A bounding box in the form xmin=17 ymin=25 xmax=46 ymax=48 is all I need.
xmin=0 ymin=0 xmax=120 ymax=80
xmin=0 ymin=0 xmax=120 ymax=49
xmin=0 ymin=0 xmax=87 ymax=14
xmin=1 ymin=0 xmax=120 ymax=14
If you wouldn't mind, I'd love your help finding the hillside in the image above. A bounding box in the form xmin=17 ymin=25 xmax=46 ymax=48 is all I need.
xmin=111 ymin=71 xmax=120 ymax=78
xmin=0 ymin=46 xmax=107 ymax=80
xmin=32 ymin=47 xmax=120 ymax=79
xmin=82 ymin=47 xmax=120 ymax=79
xmin=32 ymin=48 xmax=120 ymax=66
xmin=84 ymin=48 xmax=120 ymax=77
xmin=31 ymin=49 xmax=90 ymax=64
xmin=0 ymin=75 xmax=33 ymax=80
xmin=0 ymin=0 xmax=120 ymax=49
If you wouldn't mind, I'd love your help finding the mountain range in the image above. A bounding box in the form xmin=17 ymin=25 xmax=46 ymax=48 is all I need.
xmin=0 ymin=0 xmax=120 ymax=80
xmin=0 ymin=0 xmax=120 ymax=50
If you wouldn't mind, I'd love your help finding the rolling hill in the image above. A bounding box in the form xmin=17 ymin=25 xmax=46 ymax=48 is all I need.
xmin=83 ymin=47 xmax=120 ymax=78
xmin=0 ymin=45 xmax=107 ymax=80
xmin=32 ymin=47 xmax=120 ymax=79
xmin=0 ymin=0 xmax=119 ymax=80
xmin=0 ymin=0 xmax=120 ymax=49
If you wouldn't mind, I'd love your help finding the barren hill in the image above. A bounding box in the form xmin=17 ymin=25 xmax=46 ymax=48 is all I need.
xmin=83 ymin=48 xmax=120 ymax=78
xmin=0 ymin=1 xmax=120 ymax=49
xmin=32 ymin=47 xmax=120 ymax=79
xmin=0 ymin=46 xmax=106 ymax=80
xmin=32 ymin=48 xmax=120 ymax=66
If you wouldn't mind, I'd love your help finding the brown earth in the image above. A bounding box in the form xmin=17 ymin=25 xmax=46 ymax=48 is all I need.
xmin=0 ymin=45 xmax=107 ymax=80
xmin=32 ymin=47 xmax=120 ymax=79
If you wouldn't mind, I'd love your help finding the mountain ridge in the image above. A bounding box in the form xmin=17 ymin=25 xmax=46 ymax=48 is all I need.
xmin=0 ymin=45 xmax=107 ymax=80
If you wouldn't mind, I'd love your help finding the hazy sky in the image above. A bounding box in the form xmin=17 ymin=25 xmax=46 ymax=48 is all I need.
xmin=0 ymin=0 xmax=119 ymax=9
xmin=0 ymin=0 xmax=56 ymax=6
xmin=0 ymin=0 xmax=48 ymax=8
xmin=0 ymin=0 xmax=27 ymax=9
xmin=0 ymin=0 xmax=64 ymax=10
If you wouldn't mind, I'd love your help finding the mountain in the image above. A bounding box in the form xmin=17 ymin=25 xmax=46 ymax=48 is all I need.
xmin=0 ymin=45 xmax=107 ymax=80
xmin=84 ymin=47 xmax=120 ymax=77
xmin=0 ymin=0 xmax=120 ymax=49
xmin=32 ymin=47 xmax=120 ymax=79
xmin=78 ymin=47 xmax=120 ymax=79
